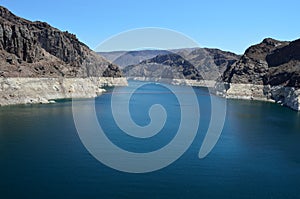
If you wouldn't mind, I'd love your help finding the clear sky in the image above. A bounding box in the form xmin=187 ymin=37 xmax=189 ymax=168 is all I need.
xmin=1 ymin=0 xmax=299 ymax=54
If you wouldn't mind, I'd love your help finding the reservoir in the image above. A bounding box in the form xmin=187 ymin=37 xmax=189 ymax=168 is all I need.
xmin=0 ymin=81 xmax=299 ymax=198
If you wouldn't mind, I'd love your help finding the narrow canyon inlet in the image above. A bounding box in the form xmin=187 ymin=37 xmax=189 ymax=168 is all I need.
xmin=0 ymin=81 xmax=299 ymax=198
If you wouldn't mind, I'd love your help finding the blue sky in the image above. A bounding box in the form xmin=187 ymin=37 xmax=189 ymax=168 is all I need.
xmin=1 ymin=0 xmax=299 ymax=54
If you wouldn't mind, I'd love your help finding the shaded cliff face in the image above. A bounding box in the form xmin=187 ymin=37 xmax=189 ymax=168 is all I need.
xmin=0 ymin=6 xmax=122 ymax=78
xmin=122 ymin=48 xmax=240 ymax=80
xmin=223 ymin=38 xmax=300 ymax=88
xmin=266 ymin=39 xmax=300 ymax=87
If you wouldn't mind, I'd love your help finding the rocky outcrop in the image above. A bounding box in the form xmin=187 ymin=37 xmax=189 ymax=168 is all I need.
xmin=0 ymin=6 xmax=122 ymax=78
xmin=269 ymin=86 xmax=300 ymax=111
xmin=223 ymin=38 xmax=290 ymax=85
xmin=222 ymin=38 xmax=300 ymax=111
xmin=266 ymin=39 xmax=300 ymax=88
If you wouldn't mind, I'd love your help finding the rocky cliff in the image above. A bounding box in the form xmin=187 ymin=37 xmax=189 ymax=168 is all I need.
xmin=0 ymin=6 xmax=122 ymax=78
xmin=0 ymin=6 xmax=126 ymax=106
xmin=222 ymin=38 xmax=300 ymax=111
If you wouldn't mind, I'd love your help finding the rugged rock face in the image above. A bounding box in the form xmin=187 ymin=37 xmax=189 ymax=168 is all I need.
xmin=102 ymin=63 xmax=123 ymax=77
xmin=0 ymin=6 xmax=122 ymax=78
xmin=122 ymin=48 xmax=240 ymax=80
xmin=0 ymin=6 xmax=126 ymax=106
xmin=223 ymin=37 xmax=300 ymax=88
xmin=222 ymin=38 xmax=300 ymax=111
xmin=266 ymin=39 xmax=300 ymax=88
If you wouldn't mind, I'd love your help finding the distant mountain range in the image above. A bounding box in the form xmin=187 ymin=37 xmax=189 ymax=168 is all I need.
xmin=99 ymin=48 xmax=240 ymax=80
xmin=123 ymin=53 xmax=202 ymax=80
xmin=98 ymin=50 xmax=170 ymax=68
xmin=99 ymin=37 xmax=300 ymax=89
xmin=99 ymin=37 xmax=300 ymax=111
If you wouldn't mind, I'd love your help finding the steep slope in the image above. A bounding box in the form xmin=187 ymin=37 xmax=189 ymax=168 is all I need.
xmin=0 ymin=6 xmax=122 ymax=78
xmin=223 ymin=38 xmax=290 ymax=85
xmin=222 ymin=38 xmax=300 ymax=110
xmin=0 ymin=6 xmax=126 ymax=106
xmin=266 ymin=39 xmax=300 ymax=87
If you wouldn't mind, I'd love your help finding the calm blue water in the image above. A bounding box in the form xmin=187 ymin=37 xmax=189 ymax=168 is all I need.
xmin=0 ymin=81 xmax=300 ymax=199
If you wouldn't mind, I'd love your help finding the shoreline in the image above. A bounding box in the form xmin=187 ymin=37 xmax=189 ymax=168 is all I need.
xmin=222 ymin=83 xmax=300 ymax=111
xmin=128 ymin=77 xmax=300 ymax=111
xmin=1 ymin=77 xmax=299 ymax=111
xmin=127 ymin=77 xmax=216 ymax=88
xmin=0 ymin=77 xmax=128 ymax=106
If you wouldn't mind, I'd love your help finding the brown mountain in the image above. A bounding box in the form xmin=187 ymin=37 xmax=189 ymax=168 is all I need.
xmin=176 ymin=48 xmax=240 ymax=80
xmin=0 ymin=6 xmax=122 ymax=78
xmin=122 ymin=48 xmax=240 ymax=80
xmin=123 ymin=53 xmax=202 ymax=80
xmin=223 ymin=38 xmax=300 ymax=88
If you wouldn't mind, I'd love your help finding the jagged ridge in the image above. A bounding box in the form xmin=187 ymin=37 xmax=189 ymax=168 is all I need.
xmin=0 ymin=6 xmax=122 ymax=78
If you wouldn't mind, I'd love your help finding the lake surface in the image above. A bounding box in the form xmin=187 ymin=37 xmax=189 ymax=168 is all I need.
xmin=0 ymin=81 xmax=300 ymax=199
